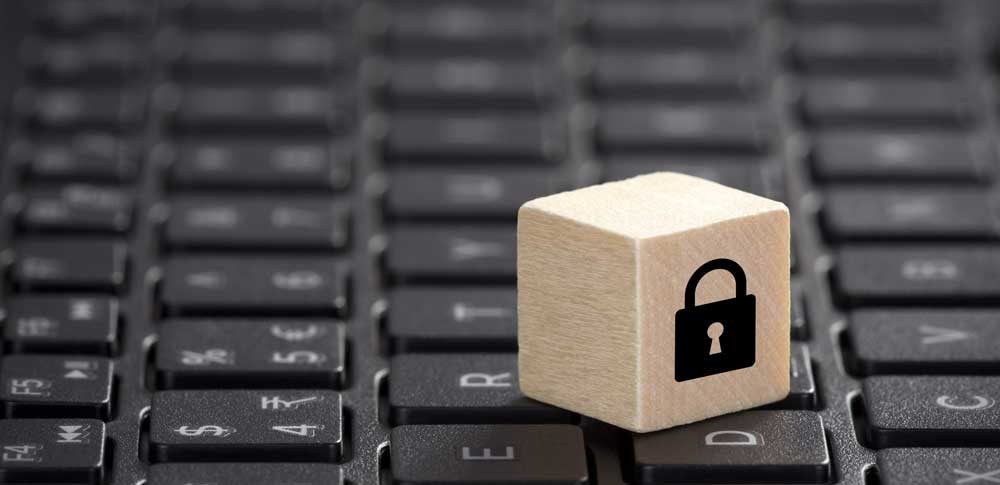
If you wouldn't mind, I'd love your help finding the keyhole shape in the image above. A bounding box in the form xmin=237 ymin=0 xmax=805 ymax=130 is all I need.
xmin=707 ymin=322 xmax=724 ymax=355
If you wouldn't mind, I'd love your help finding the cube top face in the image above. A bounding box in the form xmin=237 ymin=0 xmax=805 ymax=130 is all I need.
xmin=520 ymin=172 xmax=787 ymax=240
xmin=518 ymin=172 xmax=790 ymax=433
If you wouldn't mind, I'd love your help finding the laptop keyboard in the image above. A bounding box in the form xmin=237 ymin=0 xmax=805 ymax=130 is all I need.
xmin=0 ymin=0 xmax=998 ymax=484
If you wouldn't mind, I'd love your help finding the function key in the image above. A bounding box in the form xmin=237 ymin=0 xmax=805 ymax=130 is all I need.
xmin=387 ymin=225 xmax=516 ymax=283
xmin=585 ymin=0 xmax=761 ymax=46
xmin=150 ymin=390 xmax=342 ymax=462
xmin=170 ymin=139 xmax=350 ymax=190
xmin=877 ymin=448 xmax=1000 ymax=485
xmin=822 ymin=187 xmax=997 ymax=241
xmin=19 ymin=185 xmax=133 ymax=234
xmin=165 ymin=197 xmax=349 ymax=251
xmin=12 ymin=239 xmax=127 ymax=293
xmin=1 ymin=356 xmax=113 ymax=419
xmin=385 ymin=114 xmax=559 ymax=163
xmin=863 ymin=376 xmax=1000 ymax=447
xmin=390 ymin=425 xmax=588 ymax=484
xmin=15 ymin=133 xmax=137 ymax=183
xmin=632 ymin=411 xmax=830 ymax=483
xmin=598 ymin=103 xmax=771 ymax=153
xmin=387 ymin=287 xmax=517 ymax=352
xmin=848 ymin=310 xmax=1000 ymax=375
xmin=0 ymin=419 xmax=105 ymax=484
xmin=811 ymin=132 xmax=992 ymax=183
xmin=17 ymin=88 xmax=142 ymax=131
xmin=801 ymin=78 xmax=972 ymax=127
xmin=833 ymin=245 xmax=1000 ymax=306
xmin=390 ymin=354 xmax=572 ymax=425
xmin=165 ymin=85 xmax=347 ymax=134
xmin=161 ymin=256 xmax=348 ymax=316
xmin=148 ymin=463 xmax=342 ymax=485
xmin=156 ymin=320 xmax=345 ymax=389
xmin=386 ymin=168 xmax=563 ymax=220
xmin=3 ymin=296 xmax=118 ymax=355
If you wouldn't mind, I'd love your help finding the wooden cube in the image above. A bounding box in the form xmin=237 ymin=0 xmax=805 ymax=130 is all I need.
xmin=517 ymin=172 xmax=790 ymax=433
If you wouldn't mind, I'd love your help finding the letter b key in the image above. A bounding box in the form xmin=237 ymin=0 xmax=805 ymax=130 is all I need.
xmin=674 ymin=258 xmax=756 ymax=382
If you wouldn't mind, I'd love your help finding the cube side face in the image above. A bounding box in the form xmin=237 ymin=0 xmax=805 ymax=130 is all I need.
xmin=636 ymin=208 xmax=790 ymax=431
xmin=517 ymin=206 xmax=642 ymax=430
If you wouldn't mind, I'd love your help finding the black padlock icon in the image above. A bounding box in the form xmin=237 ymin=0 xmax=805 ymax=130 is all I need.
xmin=674 ymin=258 xmax=756 ymax=382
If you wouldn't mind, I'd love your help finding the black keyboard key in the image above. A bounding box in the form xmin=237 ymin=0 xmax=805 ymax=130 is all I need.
xmin=386 ymin=114 xmax=557 ymax=162
xmin=4 ymin=296 xmax=118 ymax=354
xmin=166 ymin=198 xmax=348 ymax=250
xmin=383 ymin=59 xmax=552 ymax=107
xmin=382 ymin=2 xmax=550 ymax=53
xmin=156 ymin=320 xmax=345 ymax=389
xmin=27 ymin=34 xmax=142 ymax=82
xmin=390 ymin=354 xmax=571 ymax=425
xmin=387 ymin=225 xmax=516 ymax=282
xmin=863 ymin=376 xmax=1000 ymax=447
xmin=877 ymin=448 xmax=1000 ymax=485
xmin=17 ymin=88 xmax=141 ymax=130
xmin=787 ymin=0 xmax=942 ymax=25
xmin=1 ymin=356 xmax=113 ymax=419
xmin=592 ymin=49 xmax=759 ymax=98
xmin=387 ymin=287 xmax=517 ymax=352
xmin=811 ymin=132 xmax=991 ymax=183
xmin=833 ymin=245 xmax=1000 ymax=306
xmin=150 ymin=390 xmax=342 ymax=462
xmin=0 ymin=419 xmax=105 ymax=484
xmin=170 ymin=139 xmax=351 ymax=190
xmin=766 ymin=344 xmax=818 ymax=410
xmin=848 ymin=310 xmax=1000 ymax=375
xmin=34 ymin=0 xmax=143 ymax=33
xmin=586 ymin=0 xmax=759 ymax=46
xmin=167 ymin=85 xmax=346 ymax=133
xmin=386 ymin=168 xmax=562 ymax=219
xmin=391 ymin=425 xmax=588 ymax=484
xmin=167 ymin=0 xmax=332 ymax=28
xmin=598 ymin=103 xmax=770 ymax=153
xmin=13 ymin=239 xmax=127 ymax=292
xmin=19 ymin=185 xmax=132 ymax=233
xmin=162 ymin=256 xmax=348 ymax=316
xmin=792 ymin=25 xmax=955 ymax=74
xmin=802 ymin=78 xmax=972 ymax=126
xmin=603 ymin=157 xmax=775 ymax=198
xmin=15 ymin=133 xmax=137 ymax=183
xmin=632 ymin=410 xmax=830 ymax=484
xmin=791 ymin=285 xmax=809 ymax=340
xmin=167 ymin=29 xmax=334 ymax=80
xmin=148 ymin=463 xmax=342 ymax=485
xmin=823 ymin=187 xmax=996 ymax=241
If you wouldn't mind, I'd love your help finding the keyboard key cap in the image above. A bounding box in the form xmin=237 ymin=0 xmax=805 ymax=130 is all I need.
xmin=382 ymin=2 xmax=551 ymax=53
xmin=390 ymin=354 xmax=571 ymax=424
xmin=848 ymin=310 xmax=1000 ymax=375
xmin=598 ymin=103 xmax=770 ymax=153
xmin=166 ymin=198 xmax=348 ymax=250
xmin=18 ymin=88 xmax=141 ymax=131
xmin=822 ymin=187 xmax=996 ymax=240
xmin=766 ymin=344 xmax=817 ymax=410
xmin=386 ymin=114 xmax=557 ymax=162
xmin=1 ymin=356 xmax=113 ymax=419
xmin=592 ymin=49 xmax=759 ymax=98
xmin=391 ymin=425 xmax=588 ymax=484
xmin=13 ymin=239 xmax=127 ymax=292
xmin=27 ymin=34 xmax=142 ymax=82
xmin=833 ymin=245 xmax=1000 ymax=306
xmin=3 ymin=296 xmax=118 ymax=354
xmin=387 ymin=287 xmax=517 ymax=352
xmin=383 ymin=59 xmax=552 ymax=107
xmin=586 ymin=0 xmax=759 ymax=46
xmin=0 ymin=419 xmax=105 ymax=484
xmin=811 ymin=132 xmax=992 ymax=183
xmin=791 ymin=286 xmax=809 ymax=340
xmin=387 ymin=225 xmax=515 ymax=282
xmin=167 ymin=85 xmax=347 ymax=133
xmin=19 ymin=185 xmax=133 ymax=233
xmin=603 ymin=157 xmax=776 ymax=199
xmin=167 ymin=29 xmax=334 ymax=80
xmin=802 ymin=78 xmax=972 ymax=126
xmin=170 ymin=139 xmax=351 ymax=190
xmin=792 ymin=25 xmax=955 ymax=74
xmin=162 ymin=256 xmax=348 ymax=316
xmin=156 ymin=320 xmax=345 ymax=389
xmin=863 ymin=376 xmax=1000 ymax=447
xmin=877 ymin=448 xmax=1000 ymax=485
xmin=386 ymin=168 xmax=562 ymax=219
xmin=787 ymin=0 xmax=942 ymax=25
xmin=148 ymin=463 xmax=342 ymax=485
xmin=34 ymin=0 xmax=143 ymax=33
xmin=632 ymin=410 xmax=830 ymax=483
xmin=167 ymin=0 xmax=332 ymax=28
xmin=15 ymin=133 xmax=137 ymax=183
xmin=150 ymin=390 xmax=342 ymax=462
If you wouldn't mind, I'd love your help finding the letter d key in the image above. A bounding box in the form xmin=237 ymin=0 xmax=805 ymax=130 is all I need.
xmin=674 ymin=258 xmax=756 ymax=382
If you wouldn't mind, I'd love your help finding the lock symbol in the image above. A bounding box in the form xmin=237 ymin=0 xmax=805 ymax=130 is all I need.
xmin=674 ymin=258 xmax=756 ymax=382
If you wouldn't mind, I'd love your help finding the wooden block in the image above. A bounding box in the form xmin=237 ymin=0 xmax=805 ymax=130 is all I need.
xmin=517 ymin=172 xmax=790 ymax=433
